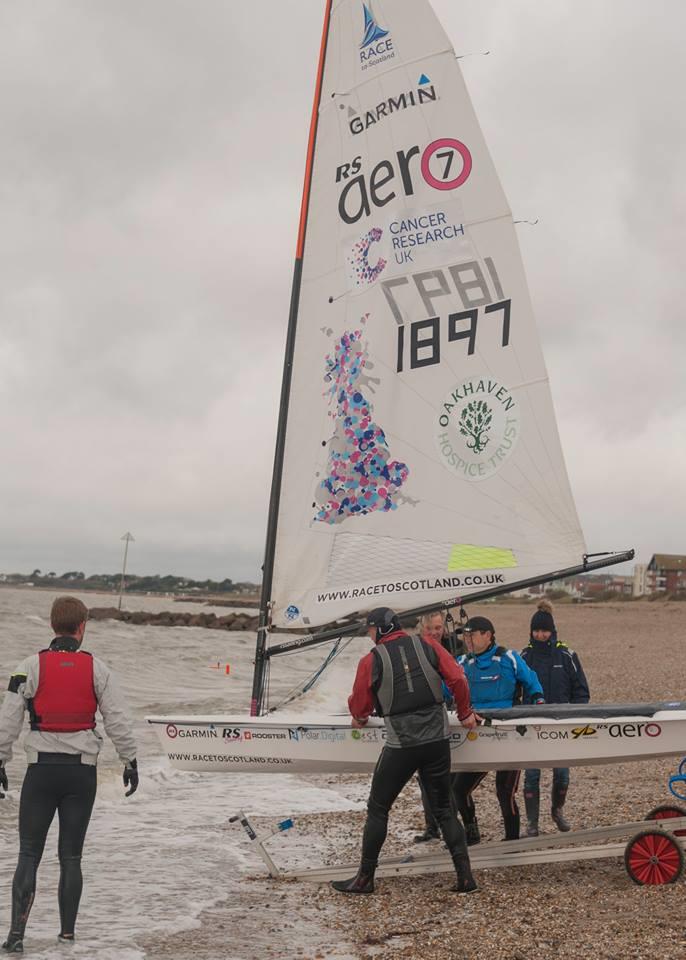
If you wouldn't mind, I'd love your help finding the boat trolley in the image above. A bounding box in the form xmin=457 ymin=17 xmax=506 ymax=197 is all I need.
xmin=231 ymin=804 xmax=686 ymax=887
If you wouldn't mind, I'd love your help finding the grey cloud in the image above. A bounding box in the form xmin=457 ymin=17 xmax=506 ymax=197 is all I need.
xmin=1 ymin=0 xmax=684 ymax=579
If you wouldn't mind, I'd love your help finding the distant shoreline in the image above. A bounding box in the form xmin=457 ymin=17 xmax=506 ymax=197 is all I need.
xmin=0 ymin=582 xmax=260 ymax=605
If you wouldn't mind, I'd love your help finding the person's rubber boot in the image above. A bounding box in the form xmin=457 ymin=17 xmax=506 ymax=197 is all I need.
xmin=551 ymin=806 xmax=571 ymax=832
xmin=413 ymin=828 xmax=440 ymax=844
xmin=331 ymin=862 xmax=376 ymax=895
xmin=451 ymin=852 xmax=478 ymax=894
xmin=502 ymin=811 xmax=520 ymax=842
xmin=524 ymin=787 xmax=540 ymax=837
xmin=464 ymin=819 xmax=480 ymax=846
xmin=551 ymin=784 xmax=571 ymax=832
xmin=1 ymin=933 xmax=23 ymax=954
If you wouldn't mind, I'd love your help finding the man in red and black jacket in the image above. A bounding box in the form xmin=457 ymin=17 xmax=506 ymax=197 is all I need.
xmin=331 ymin=606 xmax=479 ymax=896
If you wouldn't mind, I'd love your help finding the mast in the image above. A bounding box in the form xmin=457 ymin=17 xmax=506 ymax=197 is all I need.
xmin=250 ymin=0 xmax=334 ymax=716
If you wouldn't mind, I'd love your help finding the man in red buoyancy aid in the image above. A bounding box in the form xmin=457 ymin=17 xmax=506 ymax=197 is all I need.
xmin=0 ymin=596 xmax=138 ymax=954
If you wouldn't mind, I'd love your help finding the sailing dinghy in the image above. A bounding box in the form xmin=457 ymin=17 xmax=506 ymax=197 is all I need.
xmin=148 ymin=0 xmax=685 ymax=773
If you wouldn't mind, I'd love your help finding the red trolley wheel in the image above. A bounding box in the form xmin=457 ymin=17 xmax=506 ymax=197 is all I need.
xmin=624 ymin=830 xmax=684 ymax=885
xmin=645 ymin=804 xmax=686 ymax=838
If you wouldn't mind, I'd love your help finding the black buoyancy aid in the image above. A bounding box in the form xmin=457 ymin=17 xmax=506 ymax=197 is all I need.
xmin=31 ymin=650 xmax=97 ymax=732
xmin=372 ymin=633 xmax=444 ymax=717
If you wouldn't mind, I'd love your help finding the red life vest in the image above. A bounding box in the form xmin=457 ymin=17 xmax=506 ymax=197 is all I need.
xmin=31 ymin=650 xmax=97 ymax=733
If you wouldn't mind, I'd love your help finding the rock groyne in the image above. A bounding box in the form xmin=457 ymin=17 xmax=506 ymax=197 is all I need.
xmin=89 ymin=607 xmax=258 ymax=632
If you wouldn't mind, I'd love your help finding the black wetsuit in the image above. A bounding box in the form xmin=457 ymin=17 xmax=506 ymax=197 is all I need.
xmin=9 ymin=756 xmax=96 ymax=942
xmin=363 ymin=739 xmax=466 ymax=864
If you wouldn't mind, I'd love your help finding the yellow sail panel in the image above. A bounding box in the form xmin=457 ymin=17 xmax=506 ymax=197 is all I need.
xmin=448 ymin=545 xmax=517 ymax=572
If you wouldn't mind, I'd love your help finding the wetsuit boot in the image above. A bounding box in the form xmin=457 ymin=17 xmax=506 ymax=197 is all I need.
xmin=463 ymin=818 xmax=480 ymax=846
xmin=551 ymin=784 xmax=571 ymax=832
xmin=1 ymin=935 xmax=23 ymax=954
xmin=524 ymin=787 xmax=540 ymax=837
xmin=3 ymin=854 xmax=38 ymax=954
xmin=413 ymin=828 xmax=440 ymax=843
xmin=451 ymin=850 xmax=478 ymax=894
xmin=330 ymin=860 xmax=376 ymax=895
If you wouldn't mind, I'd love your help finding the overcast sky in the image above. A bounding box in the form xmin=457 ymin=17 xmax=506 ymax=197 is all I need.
xmin=1 ymin=1 xmax=683 ymax=581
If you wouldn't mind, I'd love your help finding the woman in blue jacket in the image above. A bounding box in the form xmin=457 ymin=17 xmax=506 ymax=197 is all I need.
xmin=453 ymin=616 xmax=544 ymax=843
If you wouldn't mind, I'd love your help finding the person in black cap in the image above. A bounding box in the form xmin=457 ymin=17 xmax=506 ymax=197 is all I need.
xmin=331 ymin=606 xmax=479 ymax=896
xmin=0 ymin=596 xmax=138 ymax=953
xmin=521 ymin=600 xmax=589 ymax=836
xmin=452 ymin=614 xmax=544 ymax=843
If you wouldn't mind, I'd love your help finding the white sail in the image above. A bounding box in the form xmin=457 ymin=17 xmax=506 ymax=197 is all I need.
xmin=269 ymin=0 xmax=585 ymax=630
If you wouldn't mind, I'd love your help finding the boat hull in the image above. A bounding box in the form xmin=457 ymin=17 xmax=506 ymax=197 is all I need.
xmin=147 ymin=705 xmax=686 ymax=774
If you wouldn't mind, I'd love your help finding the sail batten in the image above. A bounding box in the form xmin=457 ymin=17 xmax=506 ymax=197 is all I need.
xmin=266 ymin=0 xmax=586 ymax=631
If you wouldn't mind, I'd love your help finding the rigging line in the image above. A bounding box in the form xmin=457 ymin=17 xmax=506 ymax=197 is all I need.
xmin=269 ymin=637 xmax=353 ymax=711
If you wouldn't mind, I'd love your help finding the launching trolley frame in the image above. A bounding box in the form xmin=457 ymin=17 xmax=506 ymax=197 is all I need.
xmin=231 ymin=806 xmax=686 ymax=887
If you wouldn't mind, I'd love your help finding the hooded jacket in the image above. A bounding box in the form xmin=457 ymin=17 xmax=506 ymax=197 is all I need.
xmin=520 ymin=635 xmax=589 ymax=704
xmin=458 ymin=641 xmax=543 ymax=710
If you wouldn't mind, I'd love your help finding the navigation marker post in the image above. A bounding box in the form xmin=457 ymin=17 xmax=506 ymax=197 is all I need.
xmin=118 ymin=532 xmax=135 ymax=611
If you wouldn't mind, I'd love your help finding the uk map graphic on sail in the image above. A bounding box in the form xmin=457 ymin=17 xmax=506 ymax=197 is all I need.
xmin=314 ymin=319 xmax=408 ymax=523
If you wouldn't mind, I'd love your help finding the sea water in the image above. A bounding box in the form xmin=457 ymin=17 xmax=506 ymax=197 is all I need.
xmin=0 ymin=588 xmax=364 ymax=959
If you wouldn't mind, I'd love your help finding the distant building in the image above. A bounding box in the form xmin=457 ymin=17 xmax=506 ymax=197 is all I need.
xmin=632 ymin=563 xmax=647 ymax=597
xmin=529 ymin=572 xmax=631 ymax=598
xmin=646 ymin=554 xmax=686 ymax=594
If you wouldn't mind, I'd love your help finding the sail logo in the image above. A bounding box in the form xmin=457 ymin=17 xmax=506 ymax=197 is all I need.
xmin=285 ymin=604 xmax=301 ymax=622
xmin=359 ymin=2 xmax=395 ymax=70
xmin=344 ymin=79 xmax=437 ymax=136
xmin=336 ymin=138 xmax=472 ymax=225
xmin=347 ymin=227 xmax=387 ymax=286
xmin=435 ymin=377 xmax=519 ymax=482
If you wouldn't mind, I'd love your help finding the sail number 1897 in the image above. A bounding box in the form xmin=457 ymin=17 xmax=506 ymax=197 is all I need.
xmin=381 ymin=258 xmax=512 ymax=372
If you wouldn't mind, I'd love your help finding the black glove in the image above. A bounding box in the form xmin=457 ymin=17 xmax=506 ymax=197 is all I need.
xmin=123 ymin=759 xmax=139 ymax=797
xmin=0 ymin=763 xmax=7 ymax=799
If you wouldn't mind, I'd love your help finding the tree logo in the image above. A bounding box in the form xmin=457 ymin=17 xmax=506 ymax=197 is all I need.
xmin=459 ymin=400 xmax=493 ymax=454
xmin=435 ymin=377 xmax=520 ymax=482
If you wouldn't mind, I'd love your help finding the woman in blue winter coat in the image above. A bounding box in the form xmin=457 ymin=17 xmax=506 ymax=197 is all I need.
xmin=453 ymin=616 xmax=544 ymax=842
xmin=521 ymin=600 xmax=590 ymax=836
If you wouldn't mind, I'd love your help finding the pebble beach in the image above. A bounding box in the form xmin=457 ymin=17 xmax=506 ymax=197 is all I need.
xmin=140 ymin=601 xmax=686 ymax=960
